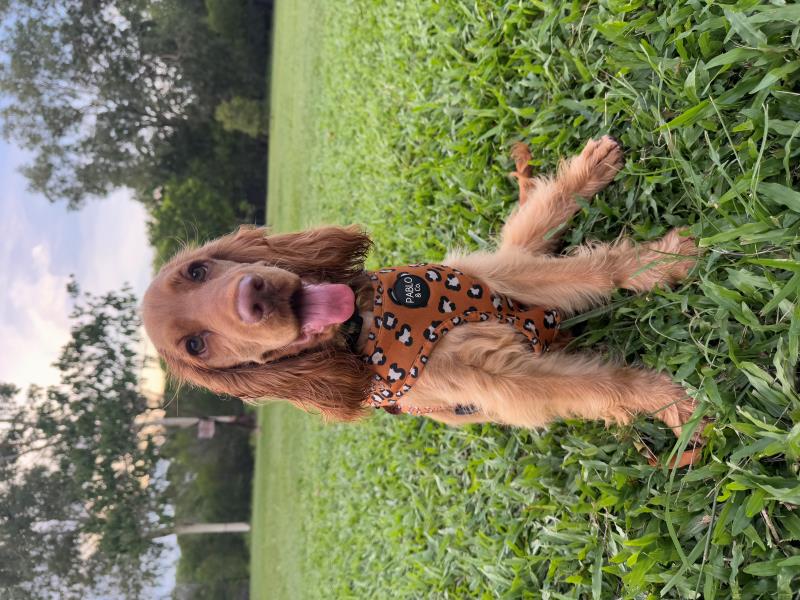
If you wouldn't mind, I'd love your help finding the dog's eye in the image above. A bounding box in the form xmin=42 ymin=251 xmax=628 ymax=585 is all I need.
xmin=187 ymin=263 xmax=207 ymax=282
xmin=185 ymin=336 xmax=206 ymax=356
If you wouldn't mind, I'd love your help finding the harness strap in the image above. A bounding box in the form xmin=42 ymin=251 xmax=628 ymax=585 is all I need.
xmin=377 ymin=403 xmax=479 ymax=416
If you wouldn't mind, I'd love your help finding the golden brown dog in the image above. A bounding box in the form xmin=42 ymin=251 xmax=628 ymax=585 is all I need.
xmin=142 ymin=137 xmax=699 ymax=437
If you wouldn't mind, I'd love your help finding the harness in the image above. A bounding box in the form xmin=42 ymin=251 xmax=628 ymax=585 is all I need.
xmin=356 ymin=264 xmax=560 ymax=415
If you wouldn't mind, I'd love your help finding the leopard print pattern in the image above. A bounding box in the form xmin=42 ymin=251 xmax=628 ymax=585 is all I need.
xmin=361 ymin=264 xmax=560 ymax=410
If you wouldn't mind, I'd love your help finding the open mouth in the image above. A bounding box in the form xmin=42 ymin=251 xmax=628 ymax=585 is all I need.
xmin=289 ymin=287 xmax=303 ymax=319
xmin=290 ymin=283 xmax=356 ymax=338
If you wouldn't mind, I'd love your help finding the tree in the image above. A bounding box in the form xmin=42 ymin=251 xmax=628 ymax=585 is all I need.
xmin=158 ymin=379 xmax=254 ymax=597
xmin=146 ymin=176 xmax=240 ymax=267
xmin=215 ymin=96 xmax=268 ymax=139
xmin=0 ymin=0 xmax=265 ymax=208
xmin=0 ymin=383 xmax=19 ymax=402
xmin=0 ymin=283 xmax=170 ymax=598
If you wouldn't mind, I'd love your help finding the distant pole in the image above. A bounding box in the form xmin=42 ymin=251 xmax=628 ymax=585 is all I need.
xmin=149 ymin=522 xmax=251 ymax=539
xmin=174 ymin=523 xmax=251 ymax=535
xmin=138 ymin=415 xmax=258 ymax=438
xmin=144 ymin=416 xmax=248 ymax=428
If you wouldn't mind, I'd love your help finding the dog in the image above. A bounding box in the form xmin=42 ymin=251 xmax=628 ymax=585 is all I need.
xmin=142 ymin=136 xmax=700 ymax=439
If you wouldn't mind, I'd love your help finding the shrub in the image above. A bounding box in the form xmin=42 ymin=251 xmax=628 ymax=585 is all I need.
xmin=215 ymin=97 xmax=268 ymax=139
xmin=147 ymin=177 xmax=239 ymax=266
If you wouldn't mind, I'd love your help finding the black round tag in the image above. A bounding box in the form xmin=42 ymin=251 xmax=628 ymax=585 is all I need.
xmin=389 ymin=273 xmax=430 ymax=309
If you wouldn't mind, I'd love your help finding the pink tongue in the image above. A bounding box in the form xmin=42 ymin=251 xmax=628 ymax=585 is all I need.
xmin=298 ymin=284 xmax=355 ymax=333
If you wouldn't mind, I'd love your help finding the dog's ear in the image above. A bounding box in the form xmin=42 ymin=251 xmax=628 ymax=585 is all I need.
xmin=205 ymin=225 xmax=372 ymax=284
xmin=164 ymin=345 xmax=372 ymax=422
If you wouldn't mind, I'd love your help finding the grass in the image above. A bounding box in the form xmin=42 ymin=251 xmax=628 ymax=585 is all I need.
xmin=249 ymin=403 xmax=311 ymax=599
xmin=263 ymin=0 xmax=323 ymax=230
xmin=252 ymin=1 xmax=800 ymax=598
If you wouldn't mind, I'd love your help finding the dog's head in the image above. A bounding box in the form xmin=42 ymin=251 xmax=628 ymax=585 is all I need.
xmin=142 ymin=225 xmax=373 ymax=420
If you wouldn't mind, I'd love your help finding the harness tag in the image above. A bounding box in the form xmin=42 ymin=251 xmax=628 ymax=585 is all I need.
xmin=389 ymin=273 xmax=430 ymax=309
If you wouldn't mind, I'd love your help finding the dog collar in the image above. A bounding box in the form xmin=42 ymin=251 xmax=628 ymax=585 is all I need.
xmin=340 ymin=306 xmax=363 ymax=353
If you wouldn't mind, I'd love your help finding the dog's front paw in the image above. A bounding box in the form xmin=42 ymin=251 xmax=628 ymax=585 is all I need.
xmin=645 ymin=228 xmax=699 ymax=286
xmin=572 ymin=135 xmax=625 ymax=197
xmin=643 ymin=392 xmax=707 ymax=467
xmin=651 ymin=385 xmax=705 ymax=441
xmin=618 ymin=228 xmax=699 ymax=292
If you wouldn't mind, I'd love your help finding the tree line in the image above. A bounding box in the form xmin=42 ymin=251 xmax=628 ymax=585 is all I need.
xmin=0 ymin=0 xmax=273 ymax=596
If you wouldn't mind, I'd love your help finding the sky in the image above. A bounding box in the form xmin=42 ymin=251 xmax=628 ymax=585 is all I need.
xmin=0 ymin=140 xmax=157 ymax=389
xmin=0 ymin=138 xmax=178 ymax=597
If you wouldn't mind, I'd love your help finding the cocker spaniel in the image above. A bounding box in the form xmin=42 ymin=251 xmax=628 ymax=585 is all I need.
xmin=142 ymin=136 xmax=701 ymax=440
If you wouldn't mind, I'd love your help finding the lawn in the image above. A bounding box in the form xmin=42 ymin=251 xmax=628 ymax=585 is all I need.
xmin=251 ymin=1 xmax=800 ymax=598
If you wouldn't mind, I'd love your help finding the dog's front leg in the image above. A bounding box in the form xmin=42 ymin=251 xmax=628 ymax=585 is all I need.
xmin=445 ymin=229 xmax=697 ymax=315
xmin=502 ymin=136 xmax=625 ymax=255
xmin=412 ymin=323 xmax=698 ymax=437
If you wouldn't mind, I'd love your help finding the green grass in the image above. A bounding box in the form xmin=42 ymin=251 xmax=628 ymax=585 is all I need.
xmin=252 ymin=1 xmax=800 ymax=598
xmin=263 ymin=0 xmax=323 ymax=229
xmin=249 ymin=403 xmax=312 ymax=599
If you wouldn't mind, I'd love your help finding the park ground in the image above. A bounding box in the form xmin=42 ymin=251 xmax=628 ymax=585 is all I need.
xmin=251 ymin=1 xmax=800 ymax=598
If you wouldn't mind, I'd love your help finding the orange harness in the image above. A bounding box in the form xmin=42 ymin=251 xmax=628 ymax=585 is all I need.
xmin=358 ymin=264 xmax=560 ymax=415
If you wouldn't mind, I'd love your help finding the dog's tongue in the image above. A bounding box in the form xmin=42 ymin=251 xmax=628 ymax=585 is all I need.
xmin=298 ymin=284 xmax=355 ymax=333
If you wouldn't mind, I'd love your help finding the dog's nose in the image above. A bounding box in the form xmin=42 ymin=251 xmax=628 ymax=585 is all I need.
xmin=237 ymin=275 xmax=271 ymax=323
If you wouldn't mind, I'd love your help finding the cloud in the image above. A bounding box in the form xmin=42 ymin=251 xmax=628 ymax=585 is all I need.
xmin=0 ymin=141 xmax=156 ymax=392
xmin=76 ymin=188 xmax=155 ymax=299
xmin=0 ymin=243 xmax=72 ymax=388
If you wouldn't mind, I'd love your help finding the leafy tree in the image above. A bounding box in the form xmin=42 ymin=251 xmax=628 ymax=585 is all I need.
xmin=160 ymin=383 xmax=253 ymax=600
xmin=147 ymin=176 xmax=240 ymax=267
xmin=0 ymin=383 xmax=19 ymax=402
xmin=215 ymin=96 xmax=268 ymax=139
xmin=205 ymin=0 xmax=273 ymax=82
xmin=0 ymin=465 xmax=84 ymax=598
xmin=0 ymin=284 xmax=169 ymax=598
xmin=0 ymin=0 xmax=265 ymax=208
